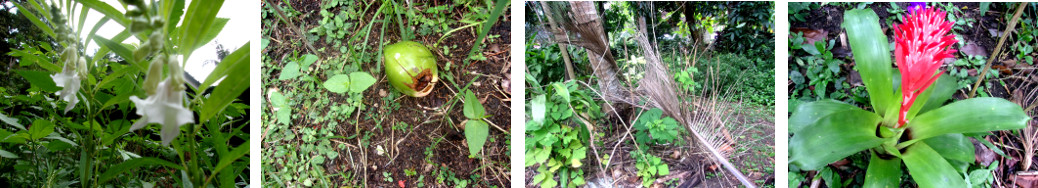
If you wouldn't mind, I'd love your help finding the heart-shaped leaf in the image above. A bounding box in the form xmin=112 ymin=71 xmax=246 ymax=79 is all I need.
xmin=323 ymin=74 xmax=350 ymax=93
xmin=348 ymin=72 xmax=376 ymax=93
xmin=464 ymin=120 xmax=489 ymax=157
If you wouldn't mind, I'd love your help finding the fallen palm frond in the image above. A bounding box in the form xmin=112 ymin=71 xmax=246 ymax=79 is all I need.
xmin=630 ymin=15 xmax=756 ymax=187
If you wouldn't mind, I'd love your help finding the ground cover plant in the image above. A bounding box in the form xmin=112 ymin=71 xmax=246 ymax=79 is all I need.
xmin=788 ymin=2 xmax=1038 ymax=187
xmin=0 ymin=0 xmax=250 ymax=187
xmin=525 ymin=1 xmax=774 ymax=187
xmin=261 ymin=0 xmax=511 ymax=187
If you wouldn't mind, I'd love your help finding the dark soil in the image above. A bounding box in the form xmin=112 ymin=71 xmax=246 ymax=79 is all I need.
xmin=263 ymin=0 xmax=511 ymax=187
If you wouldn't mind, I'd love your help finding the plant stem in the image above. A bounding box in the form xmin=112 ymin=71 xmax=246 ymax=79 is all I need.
xmin=970 ymin=2 xmax=1026 ymax=98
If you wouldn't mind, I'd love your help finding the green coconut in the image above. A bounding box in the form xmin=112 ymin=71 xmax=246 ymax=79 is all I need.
xmin=383 ymin=41 xmax=439 ymax=97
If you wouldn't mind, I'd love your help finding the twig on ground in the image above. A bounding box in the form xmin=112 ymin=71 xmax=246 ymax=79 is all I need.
xmin=971 ymin=2 xmax=1026 ymax=98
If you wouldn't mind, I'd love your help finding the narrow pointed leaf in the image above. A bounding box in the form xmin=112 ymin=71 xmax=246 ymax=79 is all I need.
xmin=844 ymin=9 xmax=895 ymax=114
xmin=200 ymin=43 xmax=250 ymax=123
xmin=906 ymin=97 xmax=1028 ymax=144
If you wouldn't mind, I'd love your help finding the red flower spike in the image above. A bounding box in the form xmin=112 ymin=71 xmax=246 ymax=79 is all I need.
xmin=894 ymin=7 xmax=958 ymax=128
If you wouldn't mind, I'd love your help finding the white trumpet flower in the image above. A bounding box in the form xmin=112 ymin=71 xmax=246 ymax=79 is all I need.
xmin=129 ymin=77 xmax=194 ymax=146
xmin=50 ymin=56 xmax=81 ymax=113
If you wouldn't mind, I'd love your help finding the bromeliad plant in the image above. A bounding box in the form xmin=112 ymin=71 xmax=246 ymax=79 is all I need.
xmin=789 ymin=8 xmax=1029 ymax=187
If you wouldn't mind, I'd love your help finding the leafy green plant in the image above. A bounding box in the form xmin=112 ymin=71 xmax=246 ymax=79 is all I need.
xmin=673 ymin=67 xmax=700 ymax=93
xmin=526 ymin=81 xmax=596 ymax=188
xmin=632 ymin=150 xmax=670 ymax=187
xmin=632 ymin=108 xmax=682 ymax=146
xmin=788 ymin=9 xmax=1028 ymax=187
xmin=1 ymin=0 xmax=251 ymax=186
xmin=462 ymin=89 xmax=490 ymax=157
xmin=789 ymin=2 xmax=818 ymax=22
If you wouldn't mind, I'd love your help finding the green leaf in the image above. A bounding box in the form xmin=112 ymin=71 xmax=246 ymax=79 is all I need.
xmin=0 ymin=149 xmax=17 ymax=158
xmin=278 ymin=62 xmax=301 ymax=80
xmin=323 ymin=74 xmax=350 ymax=93
xmin=200 ymin=43 xmax=250 ymax=124
xmin=348 ymin=72 xmax=376 ymax=93
xmin=270 ymin=91 xmax=291 ymax=125
xmin=200 ymin=42 xmax=250 ymax=90
xmin=179 ymin=0 xmax=226 ymax=61
xmin=212 ymin=140 xmax=249 ymax=180
xmin=464 ymin=120 xmax=489 ymax=157
xmin=13 ymin=2 xmax=55 ymax=38
xmin=923 ymin=133 xmax=974 ymax=164
xmin=552 ymin=82 xmax=571 ymax=103
xmin=902 ymin=142 xmax=967 ymax=188
xmin=28 ymin=119 xmax=54 ymax=140
xmin=93 ymin=35 xmax=137 ymax=65
xmin=789 ymin=100 xmax=864 ymax=133
xmin=463 ymin=90 xmax=485 ymax=119
xmin=0 ymin=113 xmax=25 ymax=131
xmin=789 ymin=109 xmax=884 ymax=170
xmin=15 ymin=70 xmax=60 ymax=92
xmin=531 ymin=95 xmax=546 ymax=124
xmin=864 ymin=151 xmax=901 ymax=188
xmin=904 ymin=97 xmax=1028 ymax=146
xmin=76 ymin=0 xmax=129 ymax=26
xmin=98 ymin=157 xmax=184 ymax=184
xmin=844 ymin=9 xmax=895 ymax=115
xmin=300 ymin=54 xmax=319 ymax=68
xmin=917 ymin=75 xmax=956 ymax=114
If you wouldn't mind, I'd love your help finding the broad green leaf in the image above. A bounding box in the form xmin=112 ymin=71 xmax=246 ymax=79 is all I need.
xmin=552 ymin=82 xmax=571 ymax=103
xmin=200 ymin=43 xmax=250 ymax=123
xmin=13 ymin=2 xmax=55 ymax=38
xmin=179 ymin=0 xmax=226 ymax=61
xmin=28 ymin=119 xmax=54 ymax=140
xmin=844 ymin=9 xmax=895 ymax=115
xmin=902 ymin=142 xmax=966 ymax=188
xmin=15 ymin=70 xmax=60 ymax=92
xmin=464 ymin=120 xmax=489 ymax=157
xmin=922 ymin=133 xmax=974 ymax=164
xmin=270 ymin=91 xmax=291 ymax=125
xmin=0 ymin=149 xmax=17 ymax=158
xmin=789 ymin=100 xmax=864 ymax=133
xmin=201 ymin=42 xmax=250 ymax=90
xmin=278 ymin=62 xmax=300 ymax=80
xmin=864 ymin=151 xmax=901 ymax=188
xmin=323 ymin=74 xmax=350 ymax=93
xmin=905 ymin=97 xmax=1028 ymax=145
xmin=93 ymin=36 xmax=137 ymax=65
xmin=463 ymin=90 xmax=485 ymax=119
xmin=300 ymin=54 xmax=319 ymax=68
xmin=531 ymin=95 xmax=546 ymax=124
xmin=0 ymin=113 xmax=25 ymax=130
xmin=789 ymin=109 xmax=883 ymax=170
xmin=348 ymin=72 xmax=376 ymax=93
xmin=98 ymin=157 xmax=184 ymax=184
xmin=918 ymin=75 xmax=956 ymax=114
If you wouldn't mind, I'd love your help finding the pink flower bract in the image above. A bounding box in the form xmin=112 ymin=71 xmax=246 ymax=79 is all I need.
xmin=894 ymin=7 xmax=958 ymax=127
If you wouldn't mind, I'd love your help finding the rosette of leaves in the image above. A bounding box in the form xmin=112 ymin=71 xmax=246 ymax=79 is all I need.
xmin=788 ymin=9 xmax=1029 ymax=187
